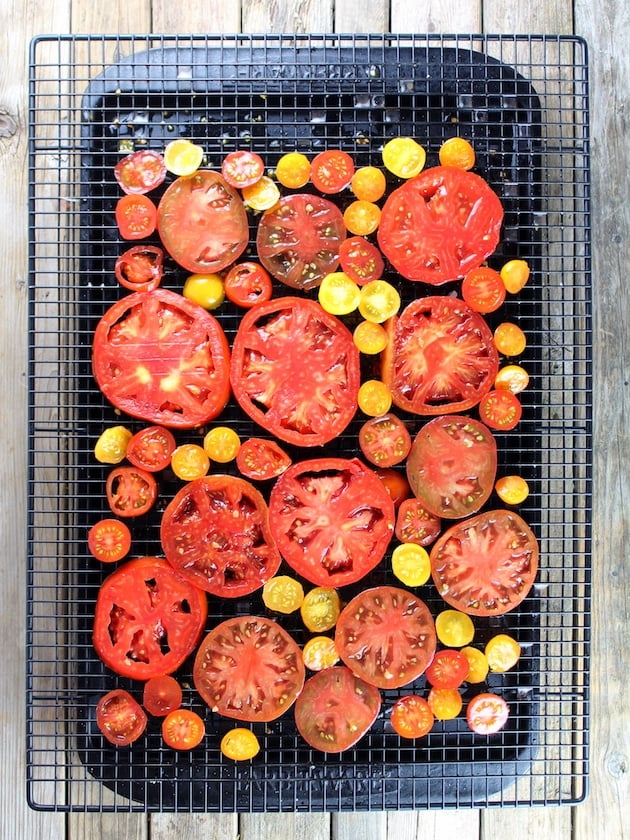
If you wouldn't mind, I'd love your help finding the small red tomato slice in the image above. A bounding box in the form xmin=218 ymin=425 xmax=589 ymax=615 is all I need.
xmin=115 ymin=194 xmax=158 ymax=240
xmin=339 ymin=235 xmax=385 ymax=285
xmin=395 ymin=498 xmax=441 ymax=546
xmin=424 ymin=648 xmax=470 ymax=689
xmin=310 ymin=149 xmax=355 ymax=194
xmin=358 ymin=412 xmax=412 ymax=467
xmin=114 ymin=149 xmax=167 ymax=194
xmin=466 ymin=692 xmax=510 ymax=735
xmin=114 ymin=245 xmax=164 ymax=292
xmin=224 ymin=261 xmax=273 ymax=308
xmin=162 ymin=709 xmax=206 ymax=750
xmin=236 ymin=437 xmax=292 ymax=480
xmin=221 ymin=150 xmax=265 ymax=189
xmin=87 ymin=518 xmax=132 ymax=563
xmin=478 ymin=389 xmax=523 ymax=430
xmin=105 ymin=466 xmax=157 ymax=517
xmin=126 ymin=425 xmax=177 ymax=473
xmin=96 ymin=689 xmax=147 ymax=746
xmin=142 ymin=675 xmax=183 ymax=717
xmin=461 ymin=266 xmax=507 ymax=313
xmin=390 ymin=695 xmax=434 ymax=739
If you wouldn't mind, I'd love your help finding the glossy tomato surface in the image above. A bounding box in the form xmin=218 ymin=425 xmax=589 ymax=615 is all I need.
xmin=95 ymin=689 xmax=147 ymax=746
xmin=92 ymin=289 xmax=231 ymax=429
xmin=335 ymin=586 xmax=437 ymax=689
xmin=256 ymin=194 xmax=346 ymax=290
xmin=406 ymin=415 xmax=497 ymax=519
xmin=93 ymin=557 xmax=208 ymax=680
xmin=377 ymin=165 xmax=504 ymax=285
xmin=269 ymin=458 xmax=395 ymax=587
xmin=160 ymin=475 xmax=282 ymax=598
xmin=230 ymin=296 xmax=360 ymax=447
xmin=193 ymin=616 xmax=305 ymax=722
xmin=157 ymin=170 xmax=249 ymax=273
xmin=381 ymin=295 xmax=499 ymax=415
xmin=430 ymin=510 xmax=539 ymax=616
xmin=126 ymin=425 xmax=176 ymax=472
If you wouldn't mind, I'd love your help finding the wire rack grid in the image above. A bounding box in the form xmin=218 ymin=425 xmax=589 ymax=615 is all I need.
xmin=27 ymin=33 xmax=591 ymax=812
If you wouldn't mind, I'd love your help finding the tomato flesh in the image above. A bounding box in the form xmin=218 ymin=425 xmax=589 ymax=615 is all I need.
xmin=115 ymin=245 xmax=164 ymax=292
xmin=390 ymin=695 xmax=434 ymax=739
xmin=114 ymin=149 xmax=166 ymax=194
xmin=339 ymin=236 xmax=385 ymax=286
xmin=224 ymin=261 xmax=273 ymax=308
xmin=424 ymin=648 xmax=470 ymax=689
xmin=96 ymin=689 xmax=147 ymax=746
xmin=88 ymin=518 xmax=132 ymax=563
xmin=358 ymin=412 xmax=412 ymax=467
xmin=105 ymin=465 xmax=157 ymax=518
xmin=126 ymin=425 xmax=176 ymax=472
xmin=142 ymin=675 xmax=183 ymax=716
xmin=310 ymin=149 xmax=355 ymax=194
xmin=466 ymin=692 xmax=510 ymax=735
xmin=395 ymin=498 xmax=441 ymax=546
xmin=115 ymin=194 xmax=157 ymax=240
xmin=162 ymin=709 xmax=206 ymax=750
xmin=236 ymin=437 xmax=292 ymax=480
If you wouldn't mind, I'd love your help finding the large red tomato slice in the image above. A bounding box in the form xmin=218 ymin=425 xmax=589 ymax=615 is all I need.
xmin=294 ymin=666 xmax=382 ymax=753
xmin=377 ymin=165 xmax=504 ymax=285
xmin=92 ymin=288 xmax=231 ymax=429
xmin=268 ymin=458 xmax=395 ymax=587
xmin=334 ymin=586 xmax=437 ymax=689
xmin=160 ymin=474 xmax=282 ymax=598
xmin=381 ymin=295 xmax=499 ymax=415
xmin=230 ymin=296 xmax=361 ymax=447
xmin=256 ymin=193 xmax=346 ymax=290
xmin=157 ymin=170 xmax=249 ymax=273
xmin=193 ymin=616 xmax=305 ymax=722
xmin=92 ymin=557 xmax=208 ymax=681
xmin=406 ymin=415 xmax=497 ymax=519
xmin=430 ymin=509 xmax=539 ymax=616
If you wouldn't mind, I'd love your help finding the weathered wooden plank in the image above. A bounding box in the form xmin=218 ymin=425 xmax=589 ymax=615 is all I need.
xmin=240 ymin=813 xmax=331 ymax=840
xmin=390 ymin=0 xmax=481 ymax=33
xmin=333 ymin=0 xmax=388 ymax=32
xmin=242 ymin=0 xmax=334 ymax=33
xmin=387 ymin=810 xmax=481 ymax=839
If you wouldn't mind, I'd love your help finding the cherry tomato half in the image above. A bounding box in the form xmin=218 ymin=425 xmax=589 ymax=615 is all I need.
xmin=425 ymin=648 xmax=470 ymax=689
xmin=115 ymin=245 xmax=164 ymax=292
xmin=96 ymin=689 xmax=147 ymax=746
xmin=479 ymin=389 xmax=523 ymax=430
xmin=105 ymin=466 xmax=157 ymax=517
xmin=115 ymin=194 xmax=158 ymax=240
xmin=466 ymin=692 xmax=509 ymax=734
xmin=221 ymin=150 xmax=265 ymax=189
xmin=142 ymin=675 xmax=183 ymax=717
xmin=220 ymin=727 xmax=260 ymax=761
xmin=390 ymin=695 xmax=434 ymax=739
xmin=224 ymin=262 xmax=273 ymax=308
xmin=114 ymin=149 xmax=166 ymax=194
xmin=310 ymin=149 xmax=355 ymax=193
xmin=236 ymin=437 xmax=292 ymax=481
xmin=87 ymin=518 xmax=132 ymax=563
xmin=339 ymin=236 xmax=384 ymax=287
xmin=126 ymin=425 xmax=176 ymax=472
xmin=359 ymin=412 xmax=412 ymax=467
xmin=162 ymin=709 xmax=206 ymax=750
xmin=438 ymin=136 xmax=476 ymax=170
xmin=461 ymin=266 xmax=507 ymax=313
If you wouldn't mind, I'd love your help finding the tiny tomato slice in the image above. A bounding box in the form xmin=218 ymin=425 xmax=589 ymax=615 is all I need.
xmin=170 ymin=444 xmax=210 ymax=481
xmin=339 ymin=236 xmax=385 ymax=286
xmin=262 ymin=575 xmax=305 ymax=614
xmin=343 ymin=200 xmax=381 ymax=236
xmin=193 ymin=615 xmax=305 ymax=722
xmin=115 ymin=245 xmax=164 ymax=292
xmin=126 ymin=425 xmax=176 ymax=472
xmin=391 ymin=542 xmax=431 ymax=587
xmin=221 ymin=150 xmax=265 ymax=189
xmin=275 ymin=152 xmax=311 ymax=189
xmin=359 ymin=412 xmax=412 ymax=467
xmin=294 ymin=666 xmax=381 ymax=753
xmin=357 ymin=379 xmax=393 ymax=416
xmin=390 ymin=695 xmax=434 ymax=739
xmin=302 ymin=635 xmax=340 ymax=671
xmin=114 ymin=149 xmax=166 ymax=194
xmin=494 ymin=364 xmax=530 ymax=394
xmin=203 ymin=426 xmax=241 ymax=463
xmin=115 ymin=194 xmax=157 ymax=240
xmin=105 ymin=465 xmax=157 ymax=518
xmin=424 ymin=648 xmax=470 ymax=689
xmin=438 ymin=136 xmax=475 ymax=170
xmin=353 ymin=320 xmax=388 ymax=355
xmin=479 ymin=389 xmax=523 ymax=430
xmin=395 ymin=498 xmax=441 ymax=547
xmin=335 ymin=586 xmax=436 ymax=689
xmin=495 ymin=474 xmax=530 ymax=505
xmin=382 ymin=137 xmax=426 ymax=179
xmin=182 ymin=273 xmax=225 ymax=310
xmin=461 ymin=646 xmax=489 ymax=683
xmin=427 ymin=687 xmax=463 ymax=720
xmin=88 ymin=518 xmax=132 ymax=563
xmin=351 ymin=166 xmax=387 ymax=202
xmin=220 ymin=728 xmax=260 ymax=761
xmin=142 ymin=675 xmax=183 ymax=717
xmin=94 ymin=425 xmax=132 ymax=464
xmin=310 ymin=149 xmax=355 ymax=193
xmin=163 ymin=139 xmax=204 ymax=176
xmin=241 ymin=175 xmax=281 ymax=211
xmin=466 ymin=692 xmax=509 ymax=735
xmin=317 ymin=272 xmax=361 ymax=316
xmin=485 ymin=633 xmax=521 ymax=672
xmin=224 ymin=261 xmax=273 ymax=308
xmin=236 ymin=437 xmax=292 ymax=481
xmin=500 ymin=259 xmax=530 ymax=294
xmin=358 ymin=279 xmax=400 ymax=323
xmin=96 ymin=689 xmax=147 ymax=746
xmin=494 ymin=321 xmax=527 ymax=356
xmin=461 ymin=266 xmax=507 ymax=313
xmin=434 ymin=609 xmax=475 ymax=647
xmin=162 ymin=709 xmax=205 ymax=750
xmin=300 ymin=586 xmax=341 ymax=633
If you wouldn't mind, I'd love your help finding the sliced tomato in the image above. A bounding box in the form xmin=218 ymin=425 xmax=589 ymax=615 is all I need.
xmin=92 ymin=289 xmax=231 ymax=429
xmin=406 ymin=415 xmax=497 ymax=519
xmin=126 ymin=425 xmax=176 ymax=472
xmin=193 ymin=616 xmax=305 ymax=723
xmin=92 ymin=556 xmax=208 ymax=680
xmin=224 ymin=261 xmax=273 ymax=308
xmin=268 ymin=458 xmax=395 ymax=588
xmin=115 ymin=194 xmax=157 ymax=240
xmin=87 ymin=518 xmax=132 ymax=563
xmin=310 ymin=149 xmax=355 ymax=194
xmin=335 ymin=586 xmax=436 ymax=689
xmin=114 ymin=245 xmax=164 ymax=292
xmin=478 ymin=389 xmax=523 ymax=431
xmin=256 ymin=194 xmax=346 ymax=290
xmin=358 ymin=412 xmax=412 ymax=467
xmin=230 ymin=296 xmax=360 ymax=447
xmin=160 ymin=474 xmax=281 ymax=598
xmin=157 ymin=170 xmax=249 ymax=273
xmin=381 ymin=296 xmax=499 ymax=415
xmin=95 ymin=689 xmax=147 ymax=746
xmin=105 ymin=465 xmax=157 ymax=518
xmin=466 ymin=693 xmax=510 ymax=735
xmin=236 ymin=437 xmax=292 ymax=480
xmin=461 ymin=266 xmax=507 ymax=313
xmin=339 ymin=235 xmax=385 ymax=286
xmin=221 ymin=150 xmax=265 ymax=189
xmin=430 ymin=509 xmax=539 ymax=616
xmin=377 ymin=165 xmax=504 ymax=285
xmin=390 ymin=695 xmax=434 ymax=739
xmin=395 ymin=498 xmax=441 ymax=547
xmin=424 ymin=649 xmax=470 ymax=689
xmin=162 ymin=709 xmax=205 ymax=750
xmin=114 ymin=149 xmax=166 ymax=195
xmin=294 ymin=666 xmax=381 ymax=753
xmin=142 ymin=675 xmax=183 ymax=716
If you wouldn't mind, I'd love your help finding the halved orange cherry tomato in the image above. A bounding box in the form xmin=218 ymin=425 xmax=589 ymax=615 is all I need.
xmin=275 ymin=152 xmax=311 ymax=189
xmin=221 ymin=150 xmax=265 ymax=189
xmin=203 ymin=426 xmax=241 ymax=463
xmin=343 ymin=200 xmax=381 ymax=236
xmin=500 ymin=259 xmax=530 ymax=294
xmin=163 ymin=138 xmax=204 ymax=176
xmin=495 ymin=474 xmax=530 ymax=505
xmin=494 ymin=322 xmax=527 ymax=356
xmin=427 ymin=687 xmax=463 ymax=720
xmin=466 ymin=692 xmax=509 ymax=734
xmin=115 ymin=245 xmax=164 ymax=292
xmin=96 ymin=688 xmax=147 ymax=746
xmin=351 ymin=166 xmax=387 ymax=202
xmin=126 ymin=425 xmax=176 ymax=472
xmin=114 ymin=149 xmax=166 ymax=194
xmin=494 ymin=364 xmax=530 ymax=394
xmin=241 ymin=175 xmax=281 ymax=210
xmin=479 ymin=389 xmax=522 ymax=430
xmin=115 ymin=193 xmax=157 ymax=240
xmin=461 ymin=266 xmax=507 ymax=313
xmin=438 ymin=136 xmax=476 ymax=170
xmin=220 ymin=727 xmax=260 ymax=760
xmin=170 ymin=444 xmax=210 ymax=481
xmin=142 ymin=675 xmax=183 ymax=717
xmin=224 ymin=262 xmax=273 ymax=308
xmin=236 ymin=437 xmax=292 ymax=480
xmin=88 ymin=518 xmax=132 ymax=563
xmin=358 ymin=279 xmax=400 ymax=323
xmin=390 ymin=695 xmax=434 ymax=739
xmin=162 ymin=709 xmax=205 ymax=750
xmin=382 ymin=137 xmax=426 ymax=179
xmin=425 ymin=648 xmax=470 ymax=689
xmin=461 ymin=646 xmax=489 ymax=683
xmin=358 ymin=379 xmax=393 ymax=416
xmin=310 ymin=149 xmax=355 ymax=193
xmin=353 ymin=320 xmax=388 ymax=354
xmin=105 ymin=466 xmax=157 ymax=517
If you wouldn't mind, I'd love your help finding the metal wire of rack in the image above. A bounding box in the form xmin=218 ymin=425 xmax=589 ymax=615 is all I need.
xmin=27 ymin=33 xmax=591 ymax=812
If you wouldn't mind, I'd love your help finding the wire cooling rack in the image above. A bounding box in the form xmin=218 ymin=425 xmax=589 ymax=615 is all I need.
xmin=27 ymin=34 xmax=591 ymax=812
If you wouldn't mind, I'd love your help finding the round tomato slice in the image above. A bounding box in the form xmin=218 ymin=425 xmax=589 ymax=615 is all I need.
xmin=115 ymin=194 xmax=158 ymax=240
xmin=424 ymin=648 xmax=470 ymax=689
xmin=377 ymin=165 xmax=504 ymax=285
xmin=381 ymin=296 xmax=499 ymax=415
xmin=236 ymin=437 xmax=292 ymax=480
xmin=466 ymin=692 xmax=510 ymax=735
xmin=390 ymin=695 xmax=434 ymax=739
xmin=157 ymin=170 xmax=249 ymax=274
xmin=406 ymin=415 xmax=497 ymax=519
xmin=224 ymin=261 xmax=273 ymax=308
xmin=268 ymin=458 xmax=395 ymax=588
xmin=478 ymin=389 xmax=523 ymax=431
xmin=92 ymin=289 xmax=231 ymax=429
xmin=295 ymin=666 xmax=381 ymax=753
xmin=358 ymin=412 xmax=412 ymax=467
xmin=160 ymin=474 xmax=282 ymax=598
xmin=114 ymin=245 xmax=164 ymax=292
xmin=93 ymin=556 xmax=208 ymax=680
xmin=114 ymin=149 xmax=166 ymax=195
xmin=162 ymin=709 xmax=206 ymax=750
xmin=256 ymin=194 xmax=346 ymax=290
xmin=335 ymin=586 xmax=436 ymax=689
xmin=230 ymin=296 xmax=360 ymax=447
xmin=193 ymin=615 xmax=305 ymax=723
xmin=339 ymin=235 xmax=385 ymax=286
xmin=126 ymin=425 xmax=176 ymax=472
xmin=395 ymin=498 xmax=441 ymax=547
xmin=310 ymin=149 xmax=355 ymax=194
xmin=105 ymin=465 xmax=157 ymax=518
xmin=221 ymin=150 xmax=265 ymax=189
xmin=88 ymin=518 xmax=132 ymax=563
xmin=430 ymin=509 xmax=539 ymax=616
xmin=96 ymin=689 xmax=147 ymax=746
xmin=142 ymin=675 xmax=183 ymax=716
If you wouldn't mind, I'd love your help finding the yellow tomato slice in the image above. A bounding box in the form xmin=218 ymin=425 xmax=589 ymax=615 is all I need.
xmin=220 ymin=728 xmax=260 ymax=761
xmin=485 ymin=634 xmax=521 ymax=672
xmin=353 ymin=320 xmax=389 ymax=354
xmin=203 ymin=426 xmax=241 ymax=463
xmin=262 ymin=575 xmax=305 ymax=614
xmin=358 ymin=379 xmax=393 ymax=416
xmin=438 ymin=136 xmax=476 ymax=170
xmin=495 ymin=475 xmax=530 ymax=505
xmin=302 ymin=635 xmax=340 ymax=671
xmin=300 ymin=587 xmax=341 ymax=633
xmin=391 ymin=542 xmax=431 ymax=587
xmin=500 ymin=258 xmax=530 ymax=293
xmin=170 ymin=444 xmax=210 ymax=481
xmin=358 ymin=279 xmax=401 ymax=323
xmin=183 ymin=273 xmax=225 ymax=310
xmin=435 ymin=610 xmax=475 ymax=647
xmin=94 ymin=426 xmax=132 ymax=464
xmin=351 ymin=166 xmax=387 ymax=201
xmin=275 ymin=152 xmax=311 ymax=189
xmin=241 ymin=175 xmax=280 ymax=210
xmin=163 ymin=139 xmax=204 ymax=176
xmin=494 ymin=322 xmax=527 ymax=356
xmin=318 ymin=272 xmax=361 ymax=315
xmin=461 ymin=646 xmax=490 ymax=683
xmin=382 ymin=137 xmax=426 ymax=178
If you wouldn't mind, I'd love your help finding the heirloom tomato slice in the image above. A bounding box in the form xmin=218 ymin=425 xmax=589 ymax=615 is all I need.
xmin=114 ymin=149 xmax=167 ymax=195
xmin=96 ymin=689 xmax=147 ymax=746
xmin=92 ymin=557 xmax=208 ymax=681
xmin=381 ymin=295 xmax=499 ymax=415
xmin=294 ymin=666 xmax=381 ymax=753
xmin=406 ymin=415 xmax=497 ymax=519
xmin=256 ymin=194 xmax=346 ymax=290
xmin=160 ymin=474 xmax=281 ymax=598
xmin=236 ymin=437 xmax=292 ymax=481
xmin=157 ymin=170 xmax=249 ymax=274
xmin=92 ymin=289 xmax=231 ymax=429
xmin=126 ymin=425 xmax=176 ymax=472
xmin=466 ymin=692 xmax=510 ymax=735
xmin=268 ymin=458 xmax=395 ymax=588
xmin=377 ymin=165 xmax=504 ymax=285
xmin=395 ymin=498 xmax=441 ymax=546
xmin=430 ymin=509 xmax=539 ymax=616
xmin=193 ymin=616 xmax=305 ymax=723
xmin=230 ymin=297 xmax=360 ymax=447
xmin=339 ymin=235 xmax=385 ymax=286
xmin=335 ymin=586 xmax=436 ymax=689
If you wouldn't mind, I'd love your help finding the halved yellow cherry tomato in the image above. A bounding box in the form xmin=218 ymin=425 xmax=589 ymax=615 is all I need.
xmin=494 ymin=322 xmax=527 ymax=356
xmin=318 ymin=272 xmax=361 ymax=315
xmin=438 ymin=136 xmax=476 ymax=170
xmin=343 ymin=200 xmax=381 ymax=236
xmin=183 ymin=273 xmax=225 ymax=310
xmin=203 ymin=426 xmax=241 ymax=463
xmin=382 ymin=137 xmax=426 ymax=178
xmin=500 ymin=258 xmax=530 ymax=293
xmin=94 ymin=426 xmax=132 ymax=464
xmin=300 ymin=587 xmax=341 ymax=633
xmin=353 ymin=320 xmax=389 ymax=354
xmin=163 ymin=139 xmax=204 ymax=176
xmin=357 ymin=379 xmax=393 ymax=416
xmin=427 ymin=687 xmax=463 ymax=720
xmin=262 ymin=575 xmax=305 ymax=614
xmin=241 ymin=175 xmax=280 ymax=211
xmin=275 ymin=152 xmax=311 ymax=189
xmin=302 ymin=635 xmax=340 ymax=671
xmin=391 ymin=542 xmax=431 ymax=587
xmin=485 ymin=634 xmax=521 ymax=672
xmin=358 ymin=279 xmax=401 ymax=323
xmin=495 ymin=474 xmax=530 ymax=505
xmin=351 ymin=166 xmax=387 ymax=202
xmin=461 ymin=646 xmax=490 ymax=683
xmin=435 ymin=610 xmax=475 ymax=647
xmin=220 ymin=727 xmax=260 ymax=761
xmin=494 ymin=364 xmax=530 ymax=394
xmin=170 ymin=444 xmax=210 ymax=481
